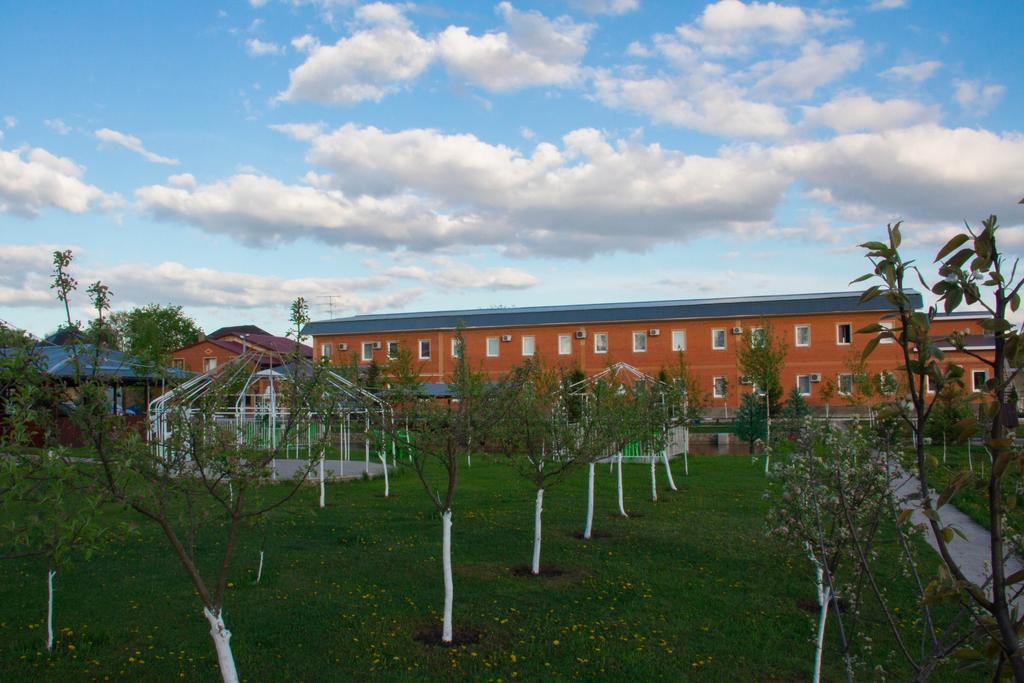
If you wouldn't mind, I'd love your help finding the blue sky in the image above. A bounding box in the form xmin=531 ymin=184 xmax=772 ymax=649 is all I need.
xmin=1 ymin=0 xmax=1022 ymax=336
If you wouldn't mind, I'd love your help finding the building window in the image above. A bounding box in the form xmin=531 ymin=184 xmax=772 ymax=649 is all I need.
xmin=203 ymin=357 xmax=217 ymax=372
xmin=671 ymin=330 xmax=686 ymax=351
xmin=836 ymin=323 xmax=852 ymax=345
xmin=522 ymin=335 xmax=535 ymax=356
xmin=387 ymin=340 xmax=399 ymax=359
xmin=632 ymin=331 xmax=647 ymax=352
xmin=796 ymin=375 xmax=812 ymax=396
xmin=486 ymin=337 xmax=500 ymax=357
xmin=879 ymin=320 xmax=894 ymax=344
xmin=795 ymin=325 xmax=810 ymax=347
xmin=173 ymin=358 xmax=185 ymax=371
xmin=972 ymin=369 xmax=989 ymax=392
xmin=838 ymin=373 xmax=854 ymax=396
xmin=362 ymin=342 xmax=374 ymax=361
xmin=594 ymin=332 xmax=608 ymax=354
xmin=926 ymin=375 xmax=936 ymax=393
xmin=712 ymin=329 xmax=726 ymax=350
xmin=713 ymin=376 xmax=727 ymax=398
xmin=558 ymin=334 xmax=571 ymax=355
xmin=419 ymin=339 xmax=431 ymax=360
xmin=451 ymin=338 xmax=461 ymax=358
xmin=878 ymin=371 xmax=897 ymax=396
xmin=751 ymin=327 xmax=765 ymax=348
xmin=320 ymin=343 xmax=332 ymax=360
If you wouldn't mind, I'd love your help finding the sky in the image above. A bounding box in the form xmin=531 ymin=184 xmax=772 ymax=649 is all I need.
xmin=1 ymin=0 xmax=1022 ymax=337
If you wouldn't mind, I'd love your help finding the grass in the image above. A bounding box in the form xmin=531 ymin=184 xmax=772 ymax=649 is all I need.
xmin=0 ymin=455 xmax=980 ymax=681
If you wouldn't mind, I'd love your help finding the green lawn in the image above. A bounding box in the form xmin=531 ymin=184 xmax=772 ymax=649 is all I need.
xmin=0 ymin=455 xmax=977 ymax=681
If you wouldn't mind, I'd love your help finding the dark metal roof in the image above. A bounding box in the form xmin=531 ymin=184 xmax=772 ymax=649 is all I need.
xmin=2 ymin=344 xmax=190 ymax=383
xmin=208 ymin=325 xmax=270 ymax=339
xmin=303 ymin=290 xmax=923 ymax=336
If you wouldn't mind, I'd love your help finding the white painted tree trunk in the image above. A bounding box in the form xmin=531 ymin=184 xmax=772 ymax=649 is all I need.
xmin=813 ymin=588 xmax=831 ymax=683
xmin=467 ymin=453 xmax=471 ymax=467
xmin=441 ymin=510 xmax=454 ymax=643
xmin=662 ymin=450 xmax=677 ymax=491
xmin=942 ymin=431 xmax=947 ymax=464
xmin=318 ymin=456 xmax=325 ymax=508
xmin=968 ymin=438 xmax=974 ymax=472
xmin=255 ymin=550 xmax=264 ymax=584
xmin=764 ymin=396 xmax=771 ymax=476
xmin=380 ymin=450 xmax=390 ymax=497
xmin=46 ymin=568 xmax=55 ymax=651
xmin=649 ymin=455 xmax=658 ymax=502
xmin=583 ymin=462 xmax=595 ymax=540
xmin=616 ymin=453 xmax=628 ymax=517
xmin=683 ymin=427 xmax=690 ymax=476
xmin=532 ymin=488 xmax=544 ymax=575
xmin=203 ymin=607 xmax=239 ymax=683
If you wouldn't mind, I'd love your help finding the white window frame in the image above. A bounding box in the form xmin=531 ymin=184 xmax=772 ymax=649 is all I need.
xmin=386 ymin=340 xmax=399 ymax=360
xmin=320 ymin=343 xmax=332 ymax=360
xmin=796 ymin=375 xmax=812 ymax=397
xmin=879 ymin=320 xmax=894 ymax=344
xmin=558 ymin=334 xmax=571 ymax=355
xmin=594 ymin=332 xmax=608 ymax=354
xmin=751 ymin=326 xmax=765 ymax=348
xmin=795 ymin=324 xmax=810 ymax=348
xmin=712 ymin=328 xmax=726 ymax=350
xmin=522 ymin=335 xmax=535 ymax=356
xmin=203 ymin=357 xmax=218 ymax=372
xmin=486 ymin=337 xmax=500 ymax=357
xmin=972 ymin=369 xmax=989 ymax=392
xmin=671 ymin=329 xmax=686 ymax=351
xmin=418 ymin=339 xmax=431 ymax=360
xmin=712 ymin=376 xmax=727 ymax=398
xmin=173 ymin=358 xmax=185 ymax=371
xmin=926 ymin=375 xmax=936 ymax=393
xmin=838 ymin=373 xmax=854 ymax=396
xmin=361 ymin=342 xmax=374 ymax=362
xmin=451 ymin=338 xmax=461 ymax=358
xmin=632 ymin=331 xmax=647 ymax=353
xmin=836 ymin=323 xmax=853 ymax=346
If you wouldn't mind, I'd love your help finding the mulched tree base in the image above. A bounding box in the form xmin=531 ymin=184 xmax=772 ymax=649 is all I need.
xmin=796 ymin=597 xmax=850 ymax=613
xmin=412 ymin=624 xmax=485 ymax=647
xmin=572 ymin=530 xmax=612 ymax=539
xmin=511 ymin=565 xmax=567 ymax=578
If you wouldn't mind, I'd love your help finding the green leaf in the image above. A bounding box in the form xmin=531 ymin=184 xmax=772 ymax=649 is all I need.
xmin=849 ymin=273 xmax=874 ymax=284
xmin=860 ymin=240 xmax=889 ymax=252
xmin=861 ymin=335 xmax=881 ymax=361
xmin=946 ymin=248 xmax=975 ymax=269
xmin=941 ymin=527 xmax=955 ymax=544
xmin=935 ymin=233 xmax=970 ymax=262
xmin=897 ymin=508 xmax=913 ymax=525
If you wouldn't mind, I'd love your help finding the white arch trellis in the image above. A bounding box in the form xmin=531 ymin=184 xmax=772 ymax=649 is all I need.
xmin=148 ymin=351 xmax=395 ymax=484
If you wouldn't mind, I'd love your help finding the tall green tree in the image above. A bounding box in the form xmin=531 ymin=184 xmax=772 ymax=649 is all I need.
xmin=735 ymin=392 xmax=767 ymax=455
xmin=109 ymin=304 xmax=202 ymax=366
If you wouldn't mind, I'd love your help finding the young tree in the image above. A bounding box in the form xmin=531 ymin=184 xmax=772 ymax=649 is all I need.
xmin=780 ymin=385 xmax=810 ymax=441
xmin=926 ymin=377 xmax=971 ymax=464
xmin=857 ymin=216 xmax=1024 ymax=678
xmin=819 ymin=377 xmax=836 ymax=420
xmin=662 ymin=350 xmax=707 ymax=476
xmin=735 ymin=392 xmax=767 ymax=456
xmin=737 ymin=320 xmax=788 ymax=472
xmin=109 ymin=304 xmax=203 ymax=366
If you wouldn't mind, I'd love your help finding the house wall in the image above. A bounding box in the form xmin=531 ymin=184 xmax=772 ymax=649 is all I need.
xmin=311 ymin=309 xmax=931 ymax=408
xmin=172 ymin=341 xmax=239 ymax=373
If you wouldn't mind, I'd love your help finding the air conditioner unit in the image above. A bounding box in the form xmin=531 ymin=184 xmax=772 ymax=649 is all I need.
xmin=740 ymin=375 xmax=753 ymax=385
xmin=648 ymin=329 xmax=660 ymax=336
xmin=338 ymin=342 xmax=348 ymax=351
xmin=810 ymin=373 xmax=822 ymax=382
xmin=501 ymin=334 xmax=512 ymax=342
xmin=574 ymin=330 xmax=587 ymax=339
xmin=371 ymin=341 xmax=382 ymax=350
xmin=731 ymin=326 xmax=743 ymax=335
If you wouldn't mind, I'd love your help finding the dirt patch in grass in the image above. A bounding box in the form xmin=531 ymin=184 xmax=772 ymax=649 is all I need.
xmin=572 ymin=530 xmax=612 ymax=539
xmin=412 ymin=624 xmax=485 ymax=647
xmin=511 ymin=564 xmax=570 ymax=578
xmin=796 ymin=597 xmax=849 ymax=614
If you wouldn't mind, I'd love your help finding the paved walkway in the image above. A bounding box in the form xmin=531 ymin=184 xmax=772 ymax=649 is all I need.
xmin=891 ymin=466 xmax=1024 ymax=605
xmin=271 ymin=457 xmax=388 ymax=480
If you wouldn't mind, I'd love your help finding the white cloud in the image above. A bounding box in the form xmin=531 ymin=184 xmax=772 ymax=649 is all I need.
xmin=385 ymin=258 xmax=539 ymax=290
xmin=245 ymin=38 xmax=284 ymax=56
xmin=268 ymin=122 xmax=325 ymax=140
xmin=591 ymin=70 xmax=791 ymax=138
xmin=800 ymin=94 xmax=938 ymax=133
xmin=3 ymin=116 xmax=16 ymax=129
xmin=868 ymin=0 xmax=906 ymax=9
xmin=95 ymin=128 xmax=180 ymax=165
xmin=0 ymin=244 xmax=66 ymax=307
xmin=881 ymin=60 xmax=941 ymax=83
xmin=568 ymin=0 xmax=639 ymax=15
xmin=675 ymin=0 xmax=847 ymax=56
xmin=775 ymin=124 xmax=1024 ymax=224
xmin=438 ymin=3 xmax=593 ymax=92
xmin=290 ymin=34 xmax=319 ymax=52
xmin=0 ymin=146 xmax=119 ymax=217
xmin=167 ymin=173 xmax=197 ymax=188
xmin=753 ymin=40 xmax=863 ymax=99
xmin=276 ymin=5 xmax=435 ymax=104
xmin=44 ymin=118 xmax=71 ymax=135
xmin=953 ymin=79 xmax=1005 ymax=116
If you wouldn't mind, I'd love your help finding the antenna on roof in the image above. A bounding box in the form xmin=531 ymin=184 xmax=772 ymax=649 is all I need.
xmin=318 ymin=295 xmax=343 ymax=318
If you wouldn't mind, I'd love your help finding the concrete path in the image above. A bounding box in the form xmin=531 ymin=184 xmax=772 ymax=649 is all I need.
xmin=271 ymin=457 xmax=388 ymax=480
xmin=891 ymin=466 xmax=1024 ymax=605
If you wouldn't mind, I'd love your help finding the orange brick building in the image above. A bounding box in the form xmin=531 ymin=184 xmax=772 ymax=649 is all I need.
xmin=172 ymin=325 xmax=312 ymax=373
xmin=303 ymin=292 xmax=989 ymax=415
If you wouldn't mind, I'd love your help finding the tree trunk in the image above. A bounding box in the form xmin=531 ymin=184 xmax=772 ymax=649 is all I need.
xmin=441 ymin=510 xmax=454 ymax=643
xmin=942 ymin=431 xmax=946 ymax=464
xmin=813 ymin=588 xmax=831 ymax=683
xmin=649 ymin=455 xmax=658 ymax=502
xmin=255 ymin=550 xmax=264 ymax=584
xmin=583 ymin=462 xmax=595 ymax=540
xmin=46 ymin=567 xmax=55 ymax=651
xmin=318 ymin=456 xmax=325 ymax=508
xmin=616 ymin=453 xmax=628 ymax=517
xmin=662 ymin=449 xmax=678 ymax=491
xmin=532 ymin=488 xmax=544 ymax=575
xmin=380 ymin=451 xmax=390 ymax=497
xmin=203 ymin=606 xmax=239 ymax=683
